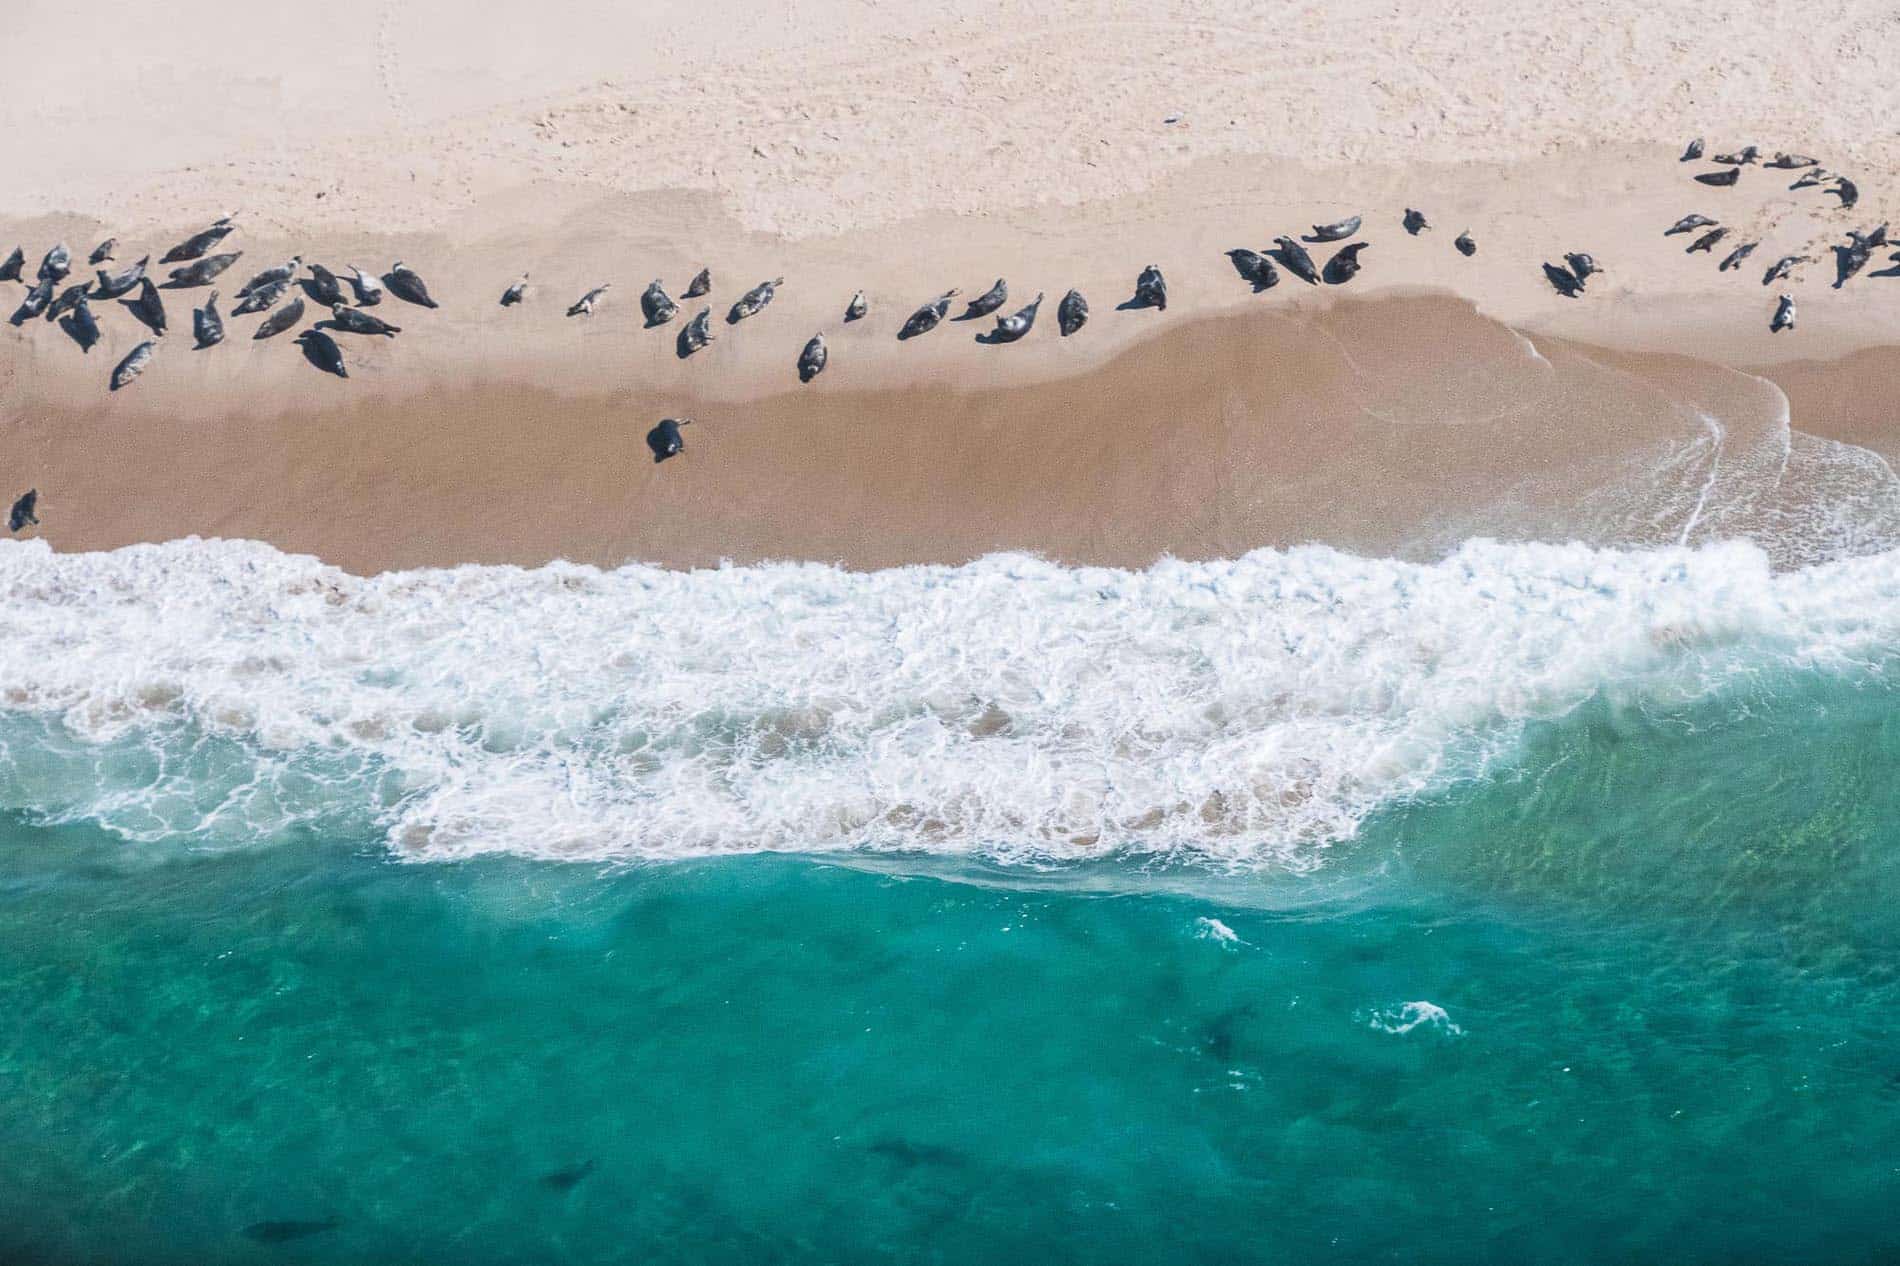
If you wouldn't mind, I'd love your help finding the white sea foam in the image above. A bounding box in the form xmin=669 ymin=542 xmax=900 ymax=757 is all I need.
xmin=1365 ymin=1001 xmax=1464 ymax=1037
xmin=1194 ymin=917 xmax=1242 ymax=947
xmin=0 ymin=535 xmax=1897 ymax=865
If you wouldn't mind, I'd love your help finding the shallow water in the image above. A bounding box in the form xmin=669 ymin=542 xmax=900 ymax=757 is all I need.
xmin=2 ymin=540 xmax=1897 ymax=1263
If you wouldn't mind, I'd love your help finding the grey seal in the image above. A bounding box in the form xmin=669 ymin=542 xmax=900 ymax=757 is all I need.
xmin=160 ymin=217 xmax=236 ymax=264
xmin=1680 ymin=138 xmax=1704 ymax=161
xmin=8 ymin=489 xmax=38 ymax=532
xmin=1766 ymin=153 xmax=1818 ymax=169
xmin=1402 ymin=208 xmax=1429 ymax=235
xmin=1829 ymin=177 xmax=1859 ymax=209
xmin=683 ymin=268 xmax=711 ymax=298
xmin=47 ymin=282 xmax=91 ymax=323
xmin=677 ymin=307 xmax=714 ymax=356
xmin=567 ymin=284 xmax=610 ymax=317
xmin=898 ymin=290 xmax=957 ymax=340
xmin=194 ymin=291 xmax=225 ymax=348
xmin=1770 ymin=293 xmax=1795 ymax=333
xmin=727 ymin=277 xmax=782 ymax=324
xmin=1323 ymin=242 xmax=1368 ymax=284
xmin=1685 ymin=227 xmax=1728 ymax=253
xmin=296 ymin=329 xmax=347 ymax=378
xmin=127 ymin=278 xmax=168 ymax=336
xmin=1665 ymin=214 xmax=1718 ymax=235
xmin=0 ymin=246 xmax=22 ymax=282
xmin=1225 ymin=248 xmax=1278 ymax=290
xmin=111 ymin=340 xmax=156 ymax=390
xmin=238 ymin=257 xmax=302 ymax=298
xmin=305 ymin=264 xmax=345 ymax=307
xmin=252 ymin=295 xmax=306 ymax=340
xmin=1760 ymin=254 xmax=1807 ymax=285
xmin=1563 ymin=252 xmax=1601 ymax=283
xmin=1717 ymin=241 xmax=1759 ymax=272
xmin=1710 ymin=146 xmax=1759 ymax=165
xmin=1454 ymin=230 xmax=1477 ymax=257
xmin=988 ymin=293 xmax=1043 ymax=343
xmin=94 ymin=255 xmax=150 ymax=299
xmin=167 ymin=251 xmax=242 ymax=287
xmin=1271 ymin=237 xmax=1321 ymax=285
xmin=500 ymin=274 xmax=529 ymax=306
xmin=641 ymin=280 xmax=678 ymax=326
xmin=39 ymin=243 xmax=71 ymax=283
xmin=1133 ymin=264 xmax=1167 ymax=310
xmin=89 ymin=238 xmax=116 ymax=265
xmin=328 ymin=303 xmax=401 ymax=336
xmin=386 ymin=261 xmax=439 ymax=308
xmin=1694 ymin=169 xmax=1740 ymax=187
xmin=960 ymin=279 xmax=1007 ymax=320
xmin=232 ymin=280 xmax=289 ymax=316
xmin=347 ymin=266 xmax=384 ymax=305
xmin=1057 ymin=289 xmax=1088 ymax=336
xmin=647 ymin=418 xmax=690 ymax=461
xmin=797 ymin=333 xmax=828 ymax=382
xmin=14 ymin=277 xmax=54 ymax=322
xmin=1303 ymin=216 xmax=1362 ymax=243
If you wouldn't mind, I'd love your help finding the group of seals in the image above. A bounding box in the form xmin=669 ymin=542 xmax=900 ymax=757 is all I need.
xmin=3 ymin=214 xmax=446 ymax=386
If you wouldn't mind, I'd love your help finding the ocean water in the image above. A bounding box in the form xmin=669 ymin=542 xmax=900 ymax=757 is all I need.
xmin=2 ymin=536 xmax=1898 ymax=1263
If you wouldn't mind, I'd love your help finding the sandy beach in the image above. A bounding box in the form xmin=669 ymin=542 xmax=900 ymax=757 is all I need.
xmin=4 ymin=0 xmax=1899 ymax=571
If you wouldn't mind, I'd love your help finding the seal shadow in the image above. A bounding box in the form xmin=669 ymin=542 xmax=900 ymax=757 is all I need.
xmin=297 ymin=336 xmax=347 ymax=378
xmin=1870 ymin=263 xmax=1900 ymax=279
xmin=538 ymin=1158 xmax=598 ymax=1193
xmin=644 ymin=314 xmax=675 ymax=330
xmin=1115 ymin=292 xmax=1162 ymax=311
xmin=972 ymin=328 xmax=1021 ymax=346
xmin=57 ymin=312 xmax=96 ymax=353
xmin=866 ymin=1138 xmax=969 ymax=1170
xmin=239 ymin=1216 xmax=341 ymax=1244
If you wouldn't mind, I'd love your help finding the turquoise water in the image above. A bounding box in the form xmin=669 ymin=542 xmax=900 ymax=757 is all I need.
xmin=4 ymin=672 xmax=1898 ymax=1264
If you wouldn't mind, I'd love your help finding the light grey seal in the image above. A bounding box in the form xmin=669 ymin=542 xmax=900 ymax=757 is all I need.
xmin=252 ymin=295 xmax=306 ymax=340
xmin=500 ymin=274 xmax=529 ymax=306
xmin=111 ymin=340 xmax=156 ymax=390
xmin=238 ymin=257 xmax=301 ymax=298
xmin=898 ymin=290 xmax=957 ymax=340
xmin=1766 ymin=153 xmax=1818 ymax=169
xmin=567 ymin=284 xmax=610 ymax=317
xmin=1057 ymin=289 xmax=1088 ymax=336
xmin=1665 ymin=214 xmax=1717 ymax=236
xmin=797 ymin=333 xmax=828 ymax=382
xmin=678 ymin=307 xmax=714 ymax=356
xmin=1770 ymin=293 xmax=1795 ymax=333
xmin=128 ymin=278 xmax=167 ymax=336
xmin=845 ymin=290 xmax=867 ymax=321
xmin=727 ymin=277 xmax=782 ymax=324
xmin=15 ymin=277 xmax=54 ymax=321
xmin=988 ymin=293 xmax=1043 ymax=343
xmin=1323 ymin=242 xmax=1368 ymax=284
xmin=386 ymin=261 xmax=439 ymax=308
xmin=1133 ymin=264 xmax=1167 ymax=310
xmin=1271 ymin=237 xmax=1321 ymax=285
xmin=1304 ymin=216 xmax=1362 ymax=243
xmin=961 ymin=279 xmax=1008 ymax=319
xmin=647 ymin=417 xmax=690 ymax=461
xmin=296 ymin=329 xmax=347 ymax=378
xmin=328 ymin=303 xmax=401 ymax=336
xmin=194 ymin=292 xmax=225 ymax=348
xmin=8 ymin=489 xmax=38 ymax=532
xmin=641 ymin=280 xmax=678 ymax=326
xmin=167 ymin=251 xmax=242 ymax=287
xmin=1710 ymin=146 xmax=1759 ymax=165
